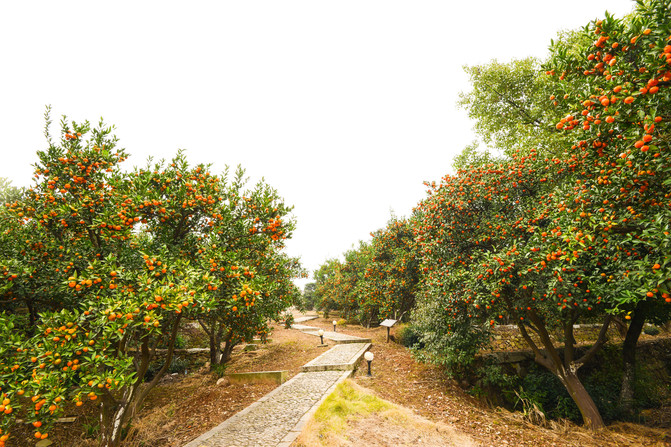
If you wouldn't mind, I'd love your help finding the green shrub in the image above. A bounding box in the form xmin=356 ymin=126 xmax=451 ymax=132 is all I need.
xmin=643 ymin=325 xmax=660 ymax=336
xmin=518 ymin=364 xmax=582 ymax=422
xmin=397 ymin=324 xmax=423 ymax=348
xmin=478 ymin=363 xmax=519 ymax=390
xmin=174 ymin=333 xmax=187 ymax=349
xmin=144 ymin=356 xmax=190 ymax=381
xmin=168 ymin=356 xmax=190 ymax=374
xmin=211 ymin=362 xmax=228 ymax=378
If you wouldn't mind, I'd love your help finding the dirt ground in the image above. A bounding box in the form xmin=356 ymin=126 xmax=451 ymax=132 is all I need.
xmin=7 ymin=314 xmax=671 ymax=446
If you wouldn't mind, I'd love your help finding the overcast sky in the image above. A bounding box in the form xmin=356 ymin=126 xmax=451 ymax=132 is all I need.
xmin=0 ymin=1 xmax=635 ymax=289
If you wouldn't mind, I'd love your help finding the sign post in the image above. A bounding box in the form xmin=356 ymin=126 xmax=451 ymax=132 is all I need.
xmin=379 ymin=319 xmax=397 ymax=343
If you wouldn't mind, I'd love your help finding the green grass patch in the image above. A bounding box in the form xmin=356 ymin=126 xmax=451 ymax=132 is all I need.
xmin=313 ymin=379 xmax=393 ymax=435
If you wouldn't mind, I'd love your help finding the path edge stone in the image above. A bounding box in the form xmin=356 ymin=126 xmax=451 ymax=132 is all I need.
xmin=276 ymin=369 xmax=352 ymax=447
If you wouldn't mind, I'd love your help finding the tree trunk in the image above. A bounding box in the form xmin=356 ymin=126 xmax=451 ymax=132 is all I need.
xmin=99 ymin=316 xmax=182 ymax=446
xmin=98 ymin=385 xmax=137 ymax=447
xmin=220 ymin=333 xmax=236 ymax=365
xmin=26 ymin=298 xmax=37 ymax=334
xmin=557 ymin=366 xmax=605 ymax=430
xmin=208 ymin=331 xmax=222 ymax=365
xmin=516 ymin=308 xmax=609 ymax=430
xmin=199 ymin=318 xmax=223 ymax=366
xmin=619 ymin=302 xmax=647 ymax=417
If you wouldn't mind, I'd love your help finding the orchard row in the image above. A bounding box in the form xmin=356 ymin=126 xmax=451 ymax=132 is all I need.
xmin=312 ymin=0 xmax=671 ymax=432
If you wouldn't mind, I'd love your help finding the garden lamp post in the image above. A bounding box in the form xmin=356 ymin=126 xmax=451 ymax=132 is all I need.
xmin=364 ymin=351 xmax=374 ymax=377
xmin=333 ymin=320 xmax=337 ymax=332
xmin=318 ymin=329 xmax=324 ymax=345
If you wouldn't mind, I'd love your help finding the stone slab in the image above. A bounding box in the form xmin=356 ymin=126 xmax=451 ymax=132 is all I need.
xmin=291 ymin=324 xmax=319 ymax=331
xmin=302 ymin=330 xmax=371 ymax=344
xmin=301 ymin=343 xmax=371 ymax=372
xmin=293 ymin=315 xmax=318 ymax=323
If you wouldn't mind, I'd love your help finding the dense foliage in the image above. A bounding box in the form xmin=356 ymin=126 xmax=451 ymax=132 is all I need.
xmin=314 ymin=0 xmax=671 ymax=430
xmin=313 ymin=217 xmax=419 ymax=326
xmin=0 ymin=112 xmax=301 ymax=447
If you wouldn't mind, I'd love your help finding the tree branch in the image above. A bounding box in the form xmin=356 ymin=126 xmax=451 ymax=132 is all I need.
xmin=575 ymin=315 xmax=612 ymax=369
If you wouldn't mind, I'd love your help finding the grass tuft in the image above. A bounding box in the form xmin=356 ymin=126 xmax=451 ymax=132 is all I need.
xmin=313 ymin=379 xmax=392 ymax=434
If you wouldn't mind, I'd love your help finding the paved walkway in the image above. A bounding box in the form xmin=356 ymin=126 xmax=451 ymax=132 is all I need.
xmin=292 ymin=315 xmax=318 ymax=323
xmin=184 ymin=314 xmax=370 ymax=447
xmin=301 ymin=343 xmax=371 ymax=372
xmin=291 ymin=324 xmax=372 ymax=344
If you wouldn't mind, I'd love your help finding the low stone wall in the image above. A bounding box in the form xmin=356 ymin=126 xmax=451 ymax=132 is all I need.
xmin=481 ymin=324 xmax=671 ymax=369
xmin=482 ymin=323 xmax=628 ymax=354
xmin=135 ymin=348 xmax=210 ymax=364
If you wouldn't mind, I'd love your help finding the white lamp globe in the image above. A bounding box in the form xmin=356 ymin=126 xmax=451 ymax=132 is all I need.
xmin=318 ymin=329 xmax=324 ymax=336
xmin=364 ymin=351 xmax=374 ymax=362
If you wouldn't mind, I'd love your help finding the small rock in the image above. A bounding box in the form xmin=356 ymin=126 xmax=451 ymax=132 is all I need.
xmin=55 ymin=416 xmax=76 ymax=423
xmin=216 ymin=377 xmax=230 ymax=387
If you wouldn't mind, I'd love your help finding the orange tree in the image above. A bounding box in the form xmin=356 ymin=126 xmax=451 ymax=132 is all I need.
xmin=544 ymin=0 xmax=671 ymax=415
xmin=412 ymin=151 xmax=622 ymax=429
xmin=128 ymin=156 xmax=303 ymax=367
xmin=0 ymin=113 xmax=300 ymax=447
xmin=313 ymin=258 xmax=345 ymax=317
xmin=0 ymin=114 xmax=209 ymax=447
xmin=313 ymin=244 xmax=371 ymax=321
xmin=359 ymin=217 xmax=419 ymax=324
xmin=313 ymin=218 xmax=419 ymax=327
xmin=413 ymin=0 xmax=671 ymax=429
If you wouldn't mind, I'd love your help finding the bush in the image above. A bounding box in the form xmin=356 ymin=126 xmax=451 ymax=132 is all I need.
xmin=518 ymin=364 xmax=582 ymax=422
xmin=397 ymin=324 xmax=423 ymax=348
xmin=643 ymin=325 xmax=660 ymax=336
xmin=144 ymin=356 xmax=190 ymax=381
xmin=174 ymin=334 xmax=187 ymax=349
xmin=168 ymin=356 xmax=190 ymax=374
xmin=211 ymin=363 xmax=228 ymax=378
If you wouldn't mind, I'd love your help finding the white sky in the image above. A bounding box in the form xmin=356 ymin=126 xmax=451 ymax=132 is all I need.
xmin=0 ymin=1 xmax=635 ymax=289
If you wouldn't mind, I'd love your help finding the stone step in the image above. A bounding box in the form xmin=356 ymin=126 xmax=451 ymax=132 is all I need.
xmin=301 ymin=343 xmax=371 ymax=372
xmin=302 ymin=330 xmax=371 ymax=344
xmin=293 ymin=315 xmax=318 ymax=323
xmin=290 ymin=323 xmax=319 ymax=331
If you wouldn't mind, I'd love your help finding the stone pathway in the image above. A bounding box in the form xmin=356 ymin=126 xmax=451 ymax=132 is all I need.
xmin=301 ymin=343 xmax=371 ymax=372
xmin=301 ymin=329 xmax=371 ymax=344
xmin=293 ymin=315 xmax=318 ymax=323
xmin=184 ymin=315 xmax=370 ymax=447
xmin=289 ymin=323 xmax=320 ymax=331
xmin=291 ymin=324 xmax=372 ymax=344
xmin=184 ymin=370 xmax=348 ymax=447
